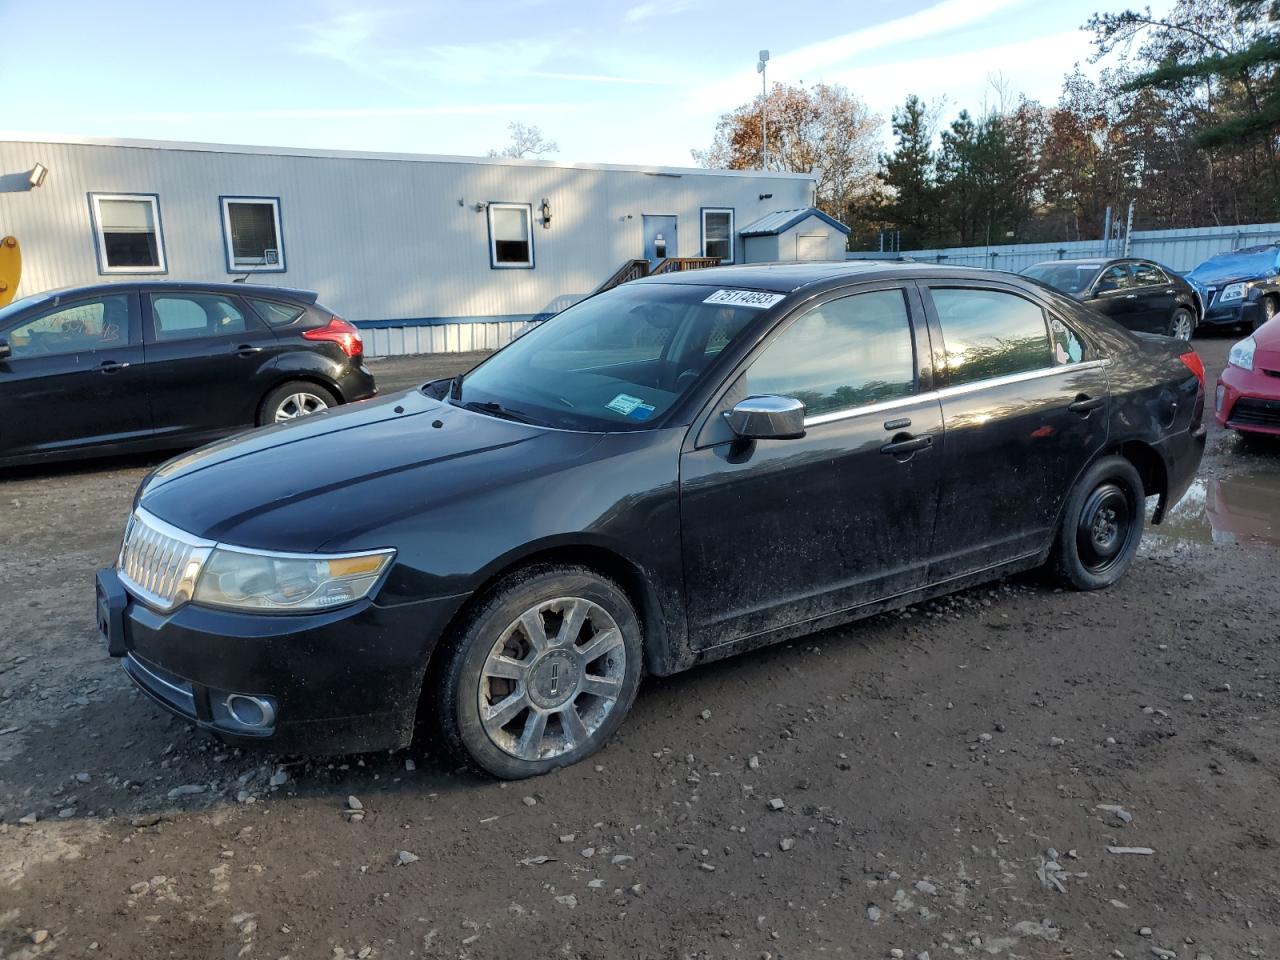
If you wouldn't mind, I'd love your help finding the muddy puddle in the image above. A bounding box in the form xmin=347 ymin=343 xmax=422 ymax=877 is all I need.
xmin=1149 ymin=467 xmax=1280 ymax=549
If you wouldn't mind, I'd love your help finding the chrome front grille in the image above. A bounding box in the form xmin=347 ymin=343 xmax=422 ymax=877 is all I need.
xmin=117 ymin=509 xmax=214 ymax=612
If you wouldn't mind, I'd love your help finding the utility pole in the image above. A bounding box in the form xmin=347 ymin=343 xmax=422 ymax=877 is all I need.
xmin=757 ymin=50 xmax=770 ymax=170
xmin=1122 ymin=200 xmax=1135 ymax=256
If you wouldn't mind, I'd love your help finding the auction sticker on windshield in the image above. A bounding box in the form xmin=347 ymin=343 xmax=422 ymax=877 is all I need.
xmin=606 ymin=393 xmax=647 ymax=415
xmin=703 ymin=289 xmax=786 ymax=309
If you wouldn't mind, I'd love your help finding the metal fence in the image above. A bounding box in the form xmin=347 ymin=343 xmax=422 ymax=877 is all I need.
xmin=846 ymin=222 xmax=1280 ymax=274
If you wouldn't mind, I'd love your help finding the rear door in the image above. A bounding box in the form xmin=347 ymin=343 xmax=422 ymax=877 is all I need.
xmin=921 ymin=282 xmax=1109 ymax=578
xmin=142 ymin=289 xmax=283 ymax=440
xmin=0 ymin=290 xmax=150 ymax=461
xmin=1128 ymin=261 xmax=1177 ymax=332
xmin=679 ymin=283 xmax=944 ymax=649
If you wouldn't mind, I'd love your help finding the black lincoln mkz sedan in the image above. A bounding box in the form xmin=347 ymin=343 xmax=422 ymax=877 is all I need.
xmin=0 ymin=281 xmax=375 ymax=467
xmin=97 ymin=263 xmax=1206 ymax=779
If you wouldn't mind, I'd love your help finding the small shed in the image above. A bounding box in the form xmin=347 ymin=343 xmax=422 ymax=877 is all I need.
xmin=739 ymin=207 xmax=850 ymax=263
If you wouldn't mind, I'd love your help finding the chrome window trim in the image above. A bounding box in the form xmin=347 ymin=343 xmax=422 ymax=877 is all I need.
xmin=801 ymin=360 xmax=1106 ymax=427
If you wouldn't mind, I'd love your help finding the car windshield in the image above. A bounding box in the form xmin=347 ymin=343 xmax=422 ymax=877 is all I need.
xmin=453 ymin=283 xmax=776 ymax=431
xmin=1021 ymin=262 xmax=1101 ymax=295
xmin=0 ymin=291 xmax=53 ymax=328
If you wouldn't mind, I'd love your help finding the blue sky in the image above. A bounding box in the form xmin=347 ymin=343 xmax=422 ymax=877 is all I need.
xmin=1 ymin=0 xmax=1173 ymax=165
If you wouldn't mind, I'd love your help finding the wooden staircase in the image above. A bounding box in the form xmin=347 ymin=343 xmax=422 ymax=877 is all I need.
xmin=592 ymin=257 xmax=721 ymax=296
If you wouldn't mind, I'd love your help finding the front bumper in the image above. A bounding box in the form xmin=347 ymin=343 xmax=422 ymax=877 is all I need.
xmin=97 ymin=567 xmax=465 ymax=754
xmin=1216 ymin=364 xmax=1280 ymax=436
xmin=1200 ymin=298 xmax=1261 ymax=328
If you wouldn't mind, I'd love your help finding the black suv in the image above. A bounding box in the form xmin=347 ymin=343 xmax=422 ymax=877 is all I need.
xmin=0 ymin=281 xmax=375 ymax=467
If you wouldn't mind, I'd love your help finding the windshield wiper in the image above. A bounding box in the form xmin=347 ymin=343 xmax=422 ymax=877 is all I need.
xmin=461 ymin=400 xmax=540 ymax=425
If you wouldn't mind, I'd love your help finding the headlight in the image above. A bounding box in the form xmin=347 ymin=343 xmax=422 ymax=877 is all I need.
xmin=1220 ymin=282 xmax=1248 ymax=302
xmin=1228 ymin=335 xmax=1256 ymax=371
xmin=193 ymin=546 xmax=395 ymax=612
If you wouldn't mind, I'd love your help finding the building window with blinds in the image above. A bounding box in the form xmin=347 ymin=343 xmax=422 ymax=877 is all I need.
xmin=90 ymin=194 xmax=166 ymax=273
xmin=701 ymin=208 xmax=734 ymax=263
xmin=487 ymin=202 xmax=534 ymax=269
xmin=220 ymin=197 xmax=285 ymax=272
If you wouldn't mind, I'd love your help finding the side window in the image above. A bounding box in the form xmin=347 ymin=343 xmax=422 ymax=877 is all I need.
xmin=152 ymin=295 xmax=248 ymax=342
xmin=739 ymin=289 xmax=916 ymax=417
xmin=1095 ymin=265 xmax=1130 ymax=292
xmin=931 ymin=288 xmax=1052 ymax=386
xmin=5 ymin=296 xmax=132 ymax=358
xmin=249 ymin=298 xmax=305 ymax=326
xmin=1048 ymin=316 xmax=1085 ymax=365
xmin=1130 ymin=262 xmax=1167 ymax=286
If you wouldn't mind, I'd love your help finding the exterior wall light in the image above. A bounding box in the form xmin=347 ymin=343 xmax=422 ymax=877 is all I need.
xmin=541 ymin=198 xmax=551 ymax=228
xmin=29 ymin=163 xmax=48 ymax=188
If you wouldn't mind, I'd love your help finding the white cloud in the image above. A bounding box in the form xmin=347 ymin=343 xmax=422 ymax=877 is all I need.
xmin=687 ymin=0 xmax=1031 ymax=112
xmin=518 ymin=71 xmax=674 ymax=86
xmin=106 ymin=104 xmax=587 ymax=124
xmin=624 ymin=0 xmax=694 ymax=23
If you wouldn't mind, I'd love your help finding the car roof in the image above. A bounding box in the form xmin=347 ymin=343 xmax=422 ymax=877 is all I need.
xmin=632 ymin=260 xmax=1019 ymax=294
xmin=17 ymin=280 xmax=319 ymax=303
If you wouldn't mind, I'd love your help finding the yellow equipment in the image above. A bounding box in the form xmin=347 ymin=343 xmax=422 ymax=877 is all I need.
xmin=0 ymin=236 xmax=19 ymax=308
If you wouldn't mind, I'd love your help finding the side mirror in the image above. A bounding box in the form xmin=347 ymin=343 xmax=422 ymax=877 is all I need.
xmin=0 ymin=339 xmax=9 ymax=360
xmin=724 ymin=395 xmax=806 ymax=441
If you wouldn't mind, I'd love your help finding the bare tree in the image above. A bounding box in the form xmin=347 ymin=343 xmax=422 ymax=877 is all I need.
xmin=488 ymin=122 xmax=559 ymax=159
xmin=692 ymin=82 xmax=882 ymax=218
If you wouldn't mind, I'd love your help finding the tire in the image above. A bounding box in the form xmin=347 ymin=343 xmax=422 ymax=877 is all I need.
xmin=434 ymin=564 xmax=643 ymax=779
xmin=1168 ymin=306 xmax=1195 ymax=340
xmin=1049 ymin=455 xmax=1145 ymax=591
xmin=258 ymin=381 xmax=338 ymax=426
xmin=1256 ymin=295 xmax=1278 ymax=332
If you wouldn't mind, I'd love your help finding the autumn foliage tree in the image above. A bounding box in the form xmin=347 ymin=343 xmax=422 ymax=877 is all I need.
xmin=692 ymin=82 xmax=881 ymax=223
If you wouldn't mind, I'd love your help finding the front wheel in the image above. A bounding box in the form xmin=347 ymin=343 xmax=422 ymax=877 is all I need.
xmin=435 ymin=564 xmax=643 ymax=779
xmin=1168 ymin=307 xmax=1195 ymax=340
xmin=1049 ymin=455 xmax=1145 ymax=591
xmin=1255 ymin=295 xmax=1278 ymax=332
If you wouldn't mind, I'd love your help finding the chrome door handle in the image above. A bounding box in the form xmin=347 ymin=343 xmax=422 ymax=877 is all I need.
xmin=1124 ymin=294 xmax=1138 ymax=300
xmin=234 ymin=344 xmax=264 ymax=357
xmin=99 ymin=360 xmax=129 ymax=374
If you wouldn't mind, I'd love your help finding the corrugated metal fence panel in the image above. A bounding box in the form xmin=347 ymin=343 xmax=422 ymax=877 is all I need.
xmin=365 ymin=319 xmax=540 ymax=356
xmin=847 ymin=222 xmax=1280 ymax=273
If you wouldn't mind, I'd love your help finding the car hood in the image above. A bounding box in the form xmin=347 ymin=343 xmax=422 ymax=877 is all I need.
xmin=1189 ymin=247 xmax=1280 ymax=286
xmin=138 ymin=389 xmax=603 ymax=551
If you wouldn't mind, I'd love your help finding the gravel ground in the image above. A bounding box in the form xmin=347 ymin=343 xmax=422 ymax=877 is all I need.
xmin=2 ymin=338 xmax=1279 ymax=960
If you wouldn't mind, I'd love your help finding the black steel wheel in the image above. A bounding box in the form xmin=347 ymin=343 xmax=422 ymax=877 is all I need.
xmin=1049 ymin=455 xmax=1145 ymax=591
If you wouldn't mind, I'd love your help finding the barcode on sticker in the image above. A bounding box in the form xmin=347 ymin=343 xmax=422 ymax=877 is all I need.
xmin=703 ymin=289 xmax=786 ymax=309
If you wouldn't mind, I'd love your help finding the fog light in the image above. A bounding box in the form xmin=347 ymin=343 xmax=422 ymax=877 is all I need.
xmin=1215 ymin=384 xmax=1225 ymax=413
xmin=224 ymin=694 xmax=276 ymax=729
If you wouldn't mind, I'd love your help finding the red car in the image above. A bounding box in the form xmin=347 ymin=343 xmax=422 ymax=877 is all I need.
xmin=1217 ymin=317 xmax=1280 ymax=435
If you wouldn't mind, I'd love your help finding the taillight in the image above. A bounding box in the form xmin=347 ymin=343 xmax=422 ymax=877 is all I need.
xmin=303 ymin=316 xmax=363 ymax=358
xmin=1179 ymin=350 xmax=1205 ymax=388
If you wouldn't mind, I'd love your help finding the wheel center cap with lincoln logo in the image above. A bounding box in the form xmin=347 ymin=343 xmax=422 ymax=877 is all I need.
xmin=528 ymin=651 xmax=579 ymax=709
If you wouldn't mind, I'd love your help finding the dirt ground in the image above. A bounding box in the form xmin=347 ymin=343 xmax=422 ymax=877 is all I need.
xmin=3 ymin=338 xmax=1280 ymax=960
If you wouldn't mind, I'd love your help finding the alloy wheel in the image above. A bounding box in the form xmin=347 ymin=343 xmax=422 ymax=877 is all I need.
xmin=273 ymin=392 xmax=329 ymax=422
xmin=1075 ymin=482 xmax=1135 ymax=574
xmin=1171 ymin=309 xmax=1194 ymax=340
xmin=478 ymin=597 xmax=626 ymax=761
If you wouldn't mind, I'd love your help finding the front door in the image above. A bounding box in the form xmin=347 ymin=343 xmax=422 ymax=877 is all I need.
xmin=0 ymin=290 xmax=150 ymax=461
xmin=679 ymin=284 xmax=943 ymax=650
xmin=922 ymin=283 xmax=1110 ymax=578
xmin=142 ymin=290 xmax=283 ymax=440
xmin=1088 ymin=263 xmax=1142 ymax=329
xmin=642 ymin=215 xmax=677 ymax=267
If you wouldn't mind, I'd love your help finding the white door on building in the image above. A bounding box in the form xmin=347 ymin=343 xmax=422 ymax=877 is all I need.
xmin=796 ymin=234 xmax=827 ymax=260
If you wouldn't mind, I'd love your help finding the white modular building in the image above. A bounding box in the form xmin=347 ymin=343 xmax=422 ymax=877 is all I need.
xmin=0 ymin=136 xmax=822 ymax=354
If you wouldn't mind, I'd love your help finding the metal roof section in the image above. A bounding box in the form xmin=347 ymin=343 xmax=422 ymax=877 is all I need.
xmin=0 ymin=133 xmax=817 ymax=181
xmin=739 ymin=207 xmax=851 ymax=237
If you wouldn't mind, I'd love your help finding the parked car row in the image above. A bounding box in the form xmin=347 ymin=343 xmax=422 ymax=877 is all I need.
xmin=0 ymin=281 xmax=375 ymax=467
